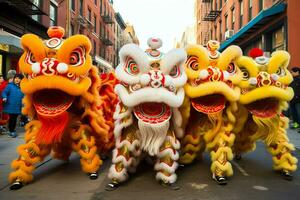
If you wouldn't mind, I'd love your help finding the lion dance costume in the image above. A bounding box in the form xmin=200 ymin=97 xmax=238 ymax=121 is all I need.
xmin=106 ymin=38 xmax=187 ymax=190
xmin=233 ymin=48 xmax=298 ymax=180
xmin=179 ymin=40 xmax=242 ymax=184
xmin=8 ymin=27 xmax=117 ymax=190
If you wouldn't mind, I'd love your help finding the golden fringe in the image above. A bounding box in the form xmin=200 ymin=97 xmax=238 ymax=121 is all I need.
xmin=252 ymin=115 xmax=280 ymax=145
xmin=266 ymin=115 xmax=298 ymax=172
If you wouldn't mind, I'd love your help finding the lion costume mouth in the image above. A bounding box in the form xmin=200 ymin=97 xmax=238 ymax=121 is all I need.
xmin=33 ymin=89 xmax=74 ymax=117
xmin=246 ymin=98 xmax=279 ymax=118
xmin=191 ymin=94 xmax=226 ymax=114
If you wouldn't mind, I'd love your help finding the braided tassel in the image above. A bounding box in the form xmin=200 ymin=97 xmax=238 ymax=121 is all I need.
xmin=266 ymin=116 xmax=298 ymax=172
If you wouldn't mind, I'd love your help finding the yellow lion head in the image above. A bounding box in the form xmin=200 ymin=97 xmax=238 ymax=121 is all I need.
xmin=183 ymin=40 xmax=242 ymax=116
xmin=237 ymin=48 xmax=293 ymax=118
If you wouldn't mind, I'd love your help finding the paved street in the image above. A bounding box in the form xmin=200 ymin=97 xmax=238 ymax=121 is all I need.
xmin=0 ymin=128 xmax=300 ymax=200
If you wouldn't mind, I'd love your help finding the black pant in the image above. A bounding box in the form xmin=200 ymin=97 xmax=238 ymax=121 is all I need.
xmin=8 ymin=114 xmax=18 ymax=132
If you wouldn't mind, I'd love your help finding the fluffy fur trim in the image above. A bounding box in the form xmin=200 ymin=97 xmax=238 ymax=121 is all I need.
xmin=160 ymin=48 xmax=187 ymax=75
xmin=116 ymin=44 xmax=150 ymax=84
xmin=154 ymin=161 xmax=178 ymax=174
xmin=217 ymin=45 xmax=242 ymax=70
xmin=165 ymin=135 xmax=180 ymax=150
xmin=157 ymin=148 xmax=179 ymax=160
xmin=240 ymin=86 xmax=294 ymax=104
xmin=112 ymin=149 xmax=133 ymax=167
xmin=113 ymin=103 xmax=133 ymax=120
xmin=21 ymin=76 xmax=91 ymax=96
xmin=114 ymin=117 xmax=133 ymax=138
xmin=172 ymin=108 xmax=184 ymax=138
xmin=184 ymin=81 xmax=240 ymax=102
xmin=116 ymin=136 xmax=141 ymax=152
xmin=108 ymin=164 xmax=128 ymax=182
xmin=155 ymin=172 xmax=177 ymax=184
xmin=115 ymin=84 xmax=185 ymax=108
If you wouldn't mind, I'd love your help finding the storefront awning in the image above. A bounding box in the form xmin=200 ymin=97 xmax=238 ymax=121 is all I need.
xmin=0 ymin=35 xmax=21 ymax=49
xmin=220 ymin=3 xmax=286 ymax=51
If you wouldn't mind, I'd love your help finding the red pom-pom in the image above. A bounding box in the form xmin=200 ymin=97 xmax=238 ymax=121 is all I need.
xmin=249 ymin=48 xmax=264 ymax=58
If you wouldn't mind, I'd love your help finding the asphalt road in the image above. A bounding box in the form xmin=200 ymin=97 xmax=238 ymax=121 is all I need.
xmin=0 ymin=131 xmax=299 ymax=200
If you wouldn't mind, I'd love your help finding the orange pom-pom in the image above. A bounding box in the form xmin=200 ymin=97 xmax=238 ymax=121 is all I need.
xmin=47 ymin=26 xmax=65 ymax=38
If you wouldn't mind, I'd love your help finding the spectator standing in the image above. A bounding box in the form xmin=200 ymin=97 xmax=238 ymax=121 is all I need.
xmin=0 ymin=75 xmax=8 ymax=133
xmin=7 ymin=69 xmax=16 ymax=83
xmin=2 ymin=74 xmax=24 ymax=137
xmin=290 ymin=67 xmax=300 ymax=131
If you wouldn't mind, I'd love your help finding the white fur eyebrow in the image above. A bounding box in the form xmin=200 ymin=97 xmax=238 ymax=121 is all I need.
xmin=160 ymin=48 xmax=187 ymax=74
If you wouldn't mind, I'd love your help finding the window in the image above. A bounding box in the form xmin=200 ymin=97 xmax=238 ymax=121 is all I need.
xmin=214 ymin=25 xmax=217 ymax=40
xmin=71 ymin=0 xmax=75 ymax=11
xmin=232 ymin=8 xmax=235 ymax=30
xmin=239 ymin=0 xmax=243 ymax=29
xmin=79 ymin=0 xmax=83 ymax=16
xmin=88 ymin=9 xmax=92 ymax=22
xmin=219 ymin=0 xmax=222 ymax=9
xmin=225 ymin=14 xmax=228 ymax=31
xmin=50 ymin=2 xmax=57 ymax=26
xmin=219 ymin=20 xmax=222 ymax=41
xmin=259 ymin=0 xmax=264 ymax=12
xmin=94 ymin=15 xmax=97 ymax=33
xmin=70 ymin=23 xmax=74 ymax=35
xmin=100 ymin=0 xmax=103 ymax=15
xmin=272 ymin=27 xmax=285 ymax=51
xmin=249 ymin=0 xmax=252 ymax=21
xmin=94 ymin=0 xmax=97 ymax=6
xmin=32 ymin=0 xmax=41 ymax=22
xmin=93 ymin=40 xmax=97 ymax=55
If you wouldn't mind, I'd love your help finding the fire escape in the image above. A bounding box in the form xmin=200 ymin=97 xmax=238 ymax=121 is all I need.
xmin=100 ymin=10 xmax=113 ymax=46
xmin=201 ymin=0 xmax=221 ymax=44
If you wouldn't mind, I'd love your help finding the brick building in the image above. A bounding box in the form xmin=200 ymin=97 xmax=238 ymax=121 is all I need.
xmin=196 ymin=0 xmax=300 ymax=68
xmin=0 ymin=0 xmax=55 ymax=76
xmin=57 ymin=0 xmax=116 ymax=69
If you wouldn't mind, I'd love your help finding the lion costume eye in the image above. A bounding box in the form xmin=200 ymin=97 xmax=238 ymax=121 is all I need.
xmin=25 ymin=51 xmax=37 ymax=64
xmin=169 ymin=65 xmax=181 ymax=78
xmin=69 ymin=47 xmax=85 ymax=66
xmin=186 ymin=55 xmax=198 ymax=71
xmin=227 ymin=63 xmax=236 ymax=74
xmin=124 ymin=57 xmax=139 ymax=75
xmin=240 ymin=67 xmax=250 ymax=80
xmin=276 ymin=67 xmax=286 ymax=77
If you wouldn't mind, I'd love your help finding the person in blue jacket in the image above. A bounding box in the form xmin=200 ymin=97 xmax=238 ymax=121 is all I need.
xmin=2 ymin=74 xmax=24 ymax=137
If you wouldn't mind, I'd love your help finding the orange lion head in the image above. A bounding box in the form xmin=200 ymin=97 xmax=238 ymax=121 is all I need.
xmin=19 ymin=26 xmax=115 ymax=147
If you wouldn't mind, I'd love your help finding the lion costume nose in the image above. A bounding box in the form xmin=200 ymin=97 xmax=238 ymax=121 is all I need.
xmin=31 ymin=58 xmax=68 ymax=75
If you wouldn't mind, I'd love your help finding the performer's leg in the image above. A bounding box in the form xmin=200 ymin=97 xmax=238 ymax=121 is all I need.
xmin=179 ymin=123 xmax=203 ymax=164
xmin=106 ymin=125 xmax=140 ymax=190
xmin=208 ymin=129 xmax=235 ymax=185
xmin=71 ymin=125 xmax=102 ymax=180
xmin=155 ymin=130 xmax=180 ymax=190
xmin=9 ymin=120 xmax=51 ymax=190
xmin=266 ymin=116 xmax=298 ymax=180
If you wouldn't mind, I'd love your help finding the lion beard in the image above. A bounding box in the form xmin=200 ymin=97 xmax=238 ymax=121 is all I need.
xmin=137 ymin=119 xmax=169 ymax=156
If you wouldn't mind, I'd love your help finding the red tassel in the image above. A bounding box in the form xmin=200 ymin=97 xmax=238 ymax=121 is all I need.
xmin=36 ymin=112 xmax=69 ymax=145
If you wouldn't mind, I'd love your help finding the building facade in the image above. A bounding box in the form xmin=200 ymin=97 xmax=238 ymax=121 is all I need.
xmin=0 ymin=0 xmax=55 ymax=76
xmin=57 ymin=0 xmax=116 ymax=69
xmin=196 ymin=0 xmax=300 ymax=68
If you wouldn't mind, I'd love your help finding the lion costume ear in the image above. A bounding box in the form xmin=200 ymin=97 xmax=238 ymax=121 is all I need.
xmin=267 ymin=51 xmax=292 ymax=85
xmin=57 ymin=35 xmax=92 ymax=75
xmin=185 ymin=45 xmax=210 ymax=79
xmin=19 ymin=34 xmax=46 ymax=73
xmin=217 ymin=45 xmax=242 ymax=71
